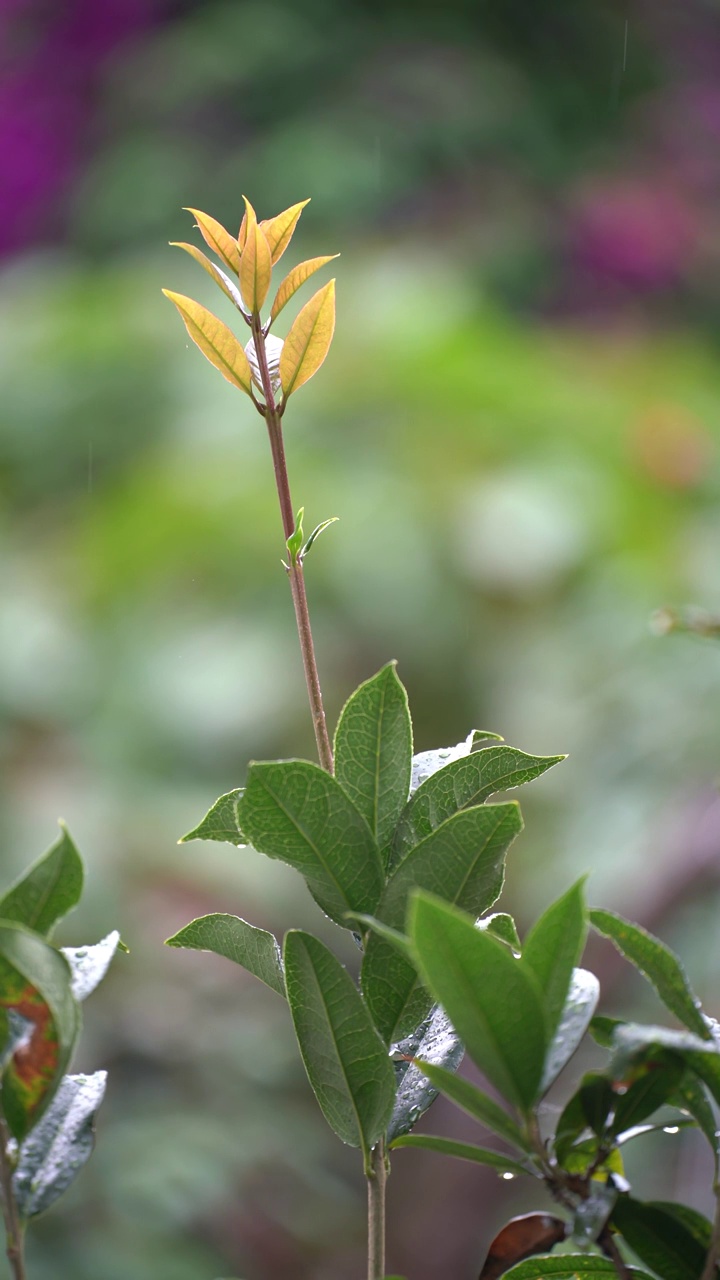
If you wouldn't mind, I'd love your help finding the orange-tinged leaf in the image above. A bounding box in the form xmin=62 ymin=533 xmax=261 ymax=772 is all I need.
xmin=184 ymin=208 xmax=241 ymax=274
xmin=239 ymin=196 xmax=273 ymax=315
xmin=162 ymin=290 xmax=253 ymax=396
xmin=280 ymin=279 xmax=336 ymax=397
xmin=270 ymin=254 xmax=339 ymax=323
xmin=238 ymin=211 xmax=248 ymax=251
xmin=260 ymin=199 xmax=310 ymax=264
xmin=170 ymin=242 xmax=249 ymax=315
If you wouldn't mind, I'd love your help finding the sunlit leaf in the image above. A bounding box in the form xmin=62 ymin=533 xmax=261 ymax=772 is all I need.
xmin=259 ymin=199 xmax=310 ymax=264
xmin=590 ymin=909 xmax=710 ymax=1040
xmin=13 ymin=1071 xmax=107 ymax=1220
xmin=410 ymin=731 xmax=502 ymax=796
xmin=239 ymin=196 xmax=273 ymax=315
xmin=284 ymin=931 xmax=396 ymax=1158
xmin=162 ymin=291 xmax=253 ymax=396
xmin=270 ymin=255 xmax=339 ymax=323
xmin=179 ymin=789 xmax=245 ymax=845
xmin=279 ymin=280 xmax=336 ymax=397
xmin=0 ymin=825 xmax=83 ymax=939
xmin=501 ymin=1259 xmax=654 ymax=1280
xmin=480 ymin=1214 xmax=567 ymax=1280
xmin=0 ymin=924 xmax=80 ymax=1140
xmin=166 ymin=914 xmax=285 ymax=998
xmin=389 ymin=1133 xmax=530 ymax=1176
xmin=170 ymin=242 xmax=249 ymax=316
xmin=184 ymin=208 xmax=241 ymax=274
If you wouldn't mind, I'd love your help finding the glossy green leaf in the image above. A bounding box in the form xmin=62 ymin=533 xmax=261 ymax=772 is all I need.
xmin=522 ymin=881 xmax=587 ymax=1040
xmin=61 ymin=932 xmax=120 ymax=1002
xmin=540 ymin=968 xmax=599 ymax=1094
xmin=590 ymin=909 xmax=710 ymax=1040
xmin=334 ymin=663 xmax=412 ymax=857
xmin=589 ymin=1014 xmax=624 ymax=1047
xmin=412 ymin=1060 xmax=530 ymax=1152
xmin=480 ymin=913 xmax=521 ymax=952
xmin=13 ymin=1071 xmax=106 ymax=1220
xmin=0 ymin=923 xmax=80 ymax=1140
xmin=394 ymin=746 xmax=564 ymax=863
xmin=389 ymin=1133 xmax=530 ymax=1176
xmin=270 ymin=254 xmax=339 ymax=323
xmin=165 ymin=914 xmax=284 ymax=997
xmin=179 ymin=789 xmax=245 ymax=845
xmin=0 ymin=826 xmax=83 ymax=938
xmin=501 ymin=1258 xmax=655 ymax=1280
xmin=609 ymin=1023 xmax=720 ymax=1117
xmin=610 ymin=1197 xmax=707 ymax=1280
xmin=409 ymin=731 xmax=502 ymax=796
xmin=283 ymin=931 xmax=396 ymax=1159
xmin=668 ymin=1071 xmax=719 ymax=1170
xmin=386 ymin=1005 xmax=463 ymax=1143
xmin=362 ymin=801 xmax=522 ymax=1044
xmin=648 ymin=1202 xmax=712 ymax=1252
xmin=162 ymin=291 xmax=254 ymax=396
xmin=184 ymin=208 xmax=241 ymax=274
xmin=409 ymin=894 xmax=547 ymax=1111
xmin=279 ymin=280 xmax=336 ymax=397
xmin=170 ymin=242 xmax=249 ymax=316
xmin=612 ymin=1052 xmax=684 ymax=1134
xmin=237 ymin=760 xmax=384 ymax=927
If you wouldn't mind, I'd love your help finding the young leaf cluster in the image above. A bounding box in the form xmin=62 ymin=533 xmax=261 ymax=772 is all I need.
xmin=0 ymin=828 xmax=118 ymax=1252
xmin=168 ymin=662 xmax=564 ymax=1171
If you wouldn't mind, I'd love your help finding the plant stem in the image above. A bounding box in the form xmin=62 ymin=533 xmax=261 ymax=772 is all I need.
xmin=0 ymin=1119 xmax=26 ymax=1280
xmin=700 ymin=1187 xmax=720 ymax=1280
xmin=598 ymin=1226 xmax=632 ymax=1280
xmin=251 ymin=317 xmax=334 ymax=774
xmin=367 ymin=1140 xmax=386 ymax=1280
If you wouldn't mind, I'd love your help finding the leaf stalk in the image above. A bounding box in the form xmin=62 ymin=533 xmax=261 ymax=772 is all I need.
xmin=0 ymin=1117 xmax=26 ymax=1280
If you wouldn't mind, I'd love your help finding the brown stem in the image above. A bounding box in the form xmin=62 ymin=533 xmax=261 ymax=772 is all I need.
xmin=599 ymin=1225 xmax=632 ymax=1280
xmin=0 ymin=1118 xmax=26 ymax=1280
xmin=700 ymin=1187 xmax=720 ymax=1280
xmin=367 ymin=1140 xmax=386 ymax=1280
xmin=251 ymin=316 xmax=333 ymax=774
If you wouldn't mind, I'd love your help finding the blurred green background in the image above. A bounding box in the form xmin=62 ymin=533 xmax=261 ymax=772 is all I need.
xmin=2 ymin=1 xmax=720 ymax=1276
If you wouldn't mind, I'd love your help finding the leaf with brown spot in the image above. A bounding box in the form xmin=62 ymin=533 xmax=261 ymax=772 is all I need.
xmin=162 ymin=291 xmax=253 ymax=397
xmin=260 ymin=199 xmax=310 ymax=263
xmin=170 ymin=242 xmax=249 ymax=316
xmin=0 ymin=924 xmax=79 ymax=1140
xmin=184 ymin=208 xmax=241 ymax=274
xmin=270 ymin=255 xmax=339 ymax=324
xmin=480 ymin=1214 xmax=567 ymax=1280
xmin=279 ymin=280 xmax=336 ymax=398
xmin=239 ymin=197 xmax=273 ymax=315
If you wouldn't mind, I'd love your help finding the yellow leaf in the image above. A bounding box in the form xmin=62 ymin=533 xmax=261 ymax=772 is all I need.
xmin=184 ymin=208 xmax=241 ymax=274
xmin=238 ymin=211 xmax=248 ymax=251
xmin=170 ymin=242 xmax=248 ymax=315
xmin=279 ymin=279 xmax=336 ymax=398
xmin=270 ymin=255 xmax=339 ymax=324
xmin=239 ymin=196 xmax=273 ymax=315
xmin=162 ymin=289 xmax=253 ymax=396
xmin=260 ymin=199 xmax=310 ymax=264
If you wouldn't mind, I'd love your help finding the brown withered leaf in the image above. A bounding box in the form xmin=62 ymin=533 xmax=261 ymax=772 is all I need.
xmin=260 ymin=199 xmax=310 ymax=263
xmin=184 ymin=208 xmax=241 ymax=274
xmin=279 ymin=279 xmax=336 ymax=398
xmin=270 ymin=255 xmax=339 ymax=324
xmin=479 ymin=1213 xmax=567 ymax=1280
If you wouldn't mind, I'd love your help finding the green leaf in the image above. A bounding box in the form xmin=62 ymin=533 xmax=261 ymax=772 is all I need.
xmin=0 ymin=923 xmax=80 ymax=1140
xmin=386 ymin=1005 xmax=463 ymax=1143
xmin=612 ymin=1052 xmax=684 ymax=1134
xmin=522 ymin=881 xmax=587 ymax=1041
xmin=501 ymin=1258 xmax=655 ymax=1280
xmin=409 ymin=894 xmax=547 ymax=1112
xmin=388 ymin=1133 xmax=531 ymax=1176
xmin=668 ymin=1071 xmax=719 ymax=1171
xmin=301 ymin=516 xmax=339 ymax=560
xmin=180 ymin=790 xmax=245 ymax=845
xmin=286 ymin=507 xmax=305 ymax=566
xmin=480 ymin=913 xmax=522 ymax=952
xmin=609 ymin=1023 xmax=720 ymax=1118
xmin=334 ymin=663 xmax=412 ymax=857
xmin=648 ymin=1202 xmax=712 ymax=1252
xmin=165 ymin=914 xmax=284 ymax=998
xmin=590 ymin=909 xmax=710 ymax=1040
xmin=283 ymin=931 xmax=396 ymax=1159
xmin=589 ymin=1015 xmax=624 ymax=1047
xmin=409 ymin=731 xmax=502 ymax=795
xmin=13 ymin=1071 xmax=106 ymax=1220
xmin=0 ymin=826 xmax=83 ymax=938
xmin=412 ymin=1060 xmax=530 ymax=1152
xmin=394 ymin=746 xmax=564 ymax=864
xmin=61 ymin=932 xmax=120 ymax=1002
xmin=610 ymin=1196 xmax=707 ymax=1280
xmin=362 ymin=801 xmax=522 ymax=1044
xmin=279 ymin=280 xmax=336 ymax=397
xmin=237 ymin=761 xmax=384 ymax=927
xmin=540 ymin=968 xmax=599 ymax=1094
